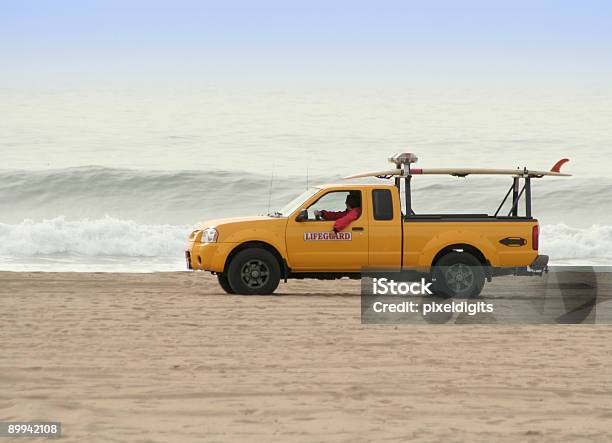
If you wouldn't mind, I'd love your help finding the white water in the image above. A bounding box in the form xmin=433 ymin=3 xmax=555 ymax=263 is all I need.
xmin=0 ymin=216 xmax=608 ymax=272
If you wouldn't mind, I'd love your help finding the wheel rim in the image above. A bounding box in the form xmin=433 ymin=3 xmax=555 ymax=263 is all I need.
xmin=444 ymin=263 xmax=474 ymax=293
xmin=240 ymin=259 xmax=270 ymax=289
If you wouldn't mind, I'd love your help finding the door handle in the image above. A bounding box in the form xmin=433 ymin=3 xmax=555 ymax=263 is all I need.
xmin=352 ymin=227 xmax=364 ymax=231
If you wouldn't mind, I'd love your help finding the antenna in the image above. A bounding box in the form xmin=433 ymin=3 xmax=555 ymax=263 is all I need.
xmin=266 ymin=164 xmax=275 ymax=215
xmin=306 ymin=167 xmax=309 ymax=189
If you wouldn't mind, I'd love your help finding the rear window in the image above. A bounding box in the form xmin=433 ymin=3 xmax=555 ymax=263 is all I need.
xmin=372 ymin=189 xmax=393 ymax=220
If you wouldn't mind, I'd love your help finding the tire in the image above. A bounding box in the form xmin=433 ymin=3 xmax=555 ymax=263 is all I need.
xmin=217 ymin=274 xmax=235 ymax=294
xmin=226 ymin=248 xmax=281 ymax=295
xmin=431 ymin=251 xmax=485 ymax=298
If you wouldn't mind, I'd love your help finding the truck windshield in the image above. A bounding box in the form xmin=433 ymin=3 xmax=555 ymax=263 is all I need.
xmin=270 ymin=188 xmax=319 ymax=217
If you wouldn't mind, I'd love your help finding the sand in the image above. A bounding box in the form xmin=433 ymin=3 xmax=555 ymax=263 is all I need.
xmin=1 ymin=271 xmax=612 ymax=442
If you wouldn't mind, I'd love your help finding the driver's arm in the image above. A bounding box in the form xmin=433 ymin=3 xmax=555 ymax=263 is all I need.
xmin=318 ymin=210 xmax=348 ymax=220
xmin=332 ymin=208 xmax=361 ymax=232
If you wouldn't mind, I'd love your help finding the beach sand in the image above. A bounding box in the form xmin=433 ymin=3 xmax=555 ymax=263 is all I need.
xmin=1 ymin=271 xmax=612 ymax=442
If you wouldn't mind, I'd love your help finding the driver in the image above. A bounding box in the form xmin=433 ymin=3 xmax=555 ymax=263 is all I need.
xmin=314 ymin=193 xmax=361 ymax=232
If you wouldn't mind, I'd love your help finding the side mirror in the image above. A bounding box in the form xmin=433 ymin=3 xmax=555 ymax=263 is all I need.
xmin=296 ymin=209 xmax=308 ymax=221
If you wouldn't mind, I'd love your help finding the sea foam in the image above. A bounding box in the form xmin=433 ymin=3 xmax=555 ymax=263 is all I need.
xmin=0 ymin=217 xmax=610 ymax=265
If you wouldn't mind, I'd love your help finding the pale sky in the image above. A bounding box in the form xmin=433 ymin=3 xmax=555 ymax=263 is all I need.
xmin=1 ymin=0 xmax=611 ymax=88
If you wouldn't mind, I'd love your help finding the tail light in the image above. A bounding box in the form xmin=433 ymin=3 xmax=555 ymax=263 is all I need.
xmin=532 ymin=224 xmax=539 ymax=250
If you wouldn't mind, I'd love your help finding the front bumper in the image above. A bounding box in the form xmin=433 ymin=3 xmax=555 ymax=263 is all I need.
xmin=186 ymin=241 xmax=237 ymax=272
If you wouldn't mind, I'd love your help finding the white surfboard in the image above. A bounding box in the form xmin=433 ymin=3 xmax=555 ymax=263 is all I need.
xmin=343 ymin=159 xmax=571 ymax=179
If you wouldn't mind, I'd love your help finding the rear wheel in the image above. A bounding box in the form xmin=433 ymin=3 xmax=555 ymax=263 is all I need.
xmin=227 ymin=248 xmax=281 ymax=295
xmin=431 ymin=251 xmax=485 ymax=298
xmin=217 ymin=274 xmax=235 ymax=294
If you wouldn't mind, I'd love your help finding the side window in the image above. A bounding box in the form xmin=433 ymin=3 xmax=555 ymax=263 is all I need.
xmin=309 ymin=191 xmax=349 ymax=213
xmin=372 ymin=189 xmax=393 ymax=220
xmin=306 ymin=190 xmax=362 ymax=220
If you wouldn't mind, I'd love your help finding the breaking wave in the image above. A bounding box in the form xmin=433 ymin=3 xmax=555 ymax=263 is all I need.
xmin=0 ymin=167 xmax=611 ymax=268
xmin=0 ymin=217 xmax=610 ymax=265
xmin=0 ymin=217 xmax=188 ymax=257
xmin=541 ymin=223 xmax=612 ymax=262
xmin=0 ymin=166 xmax=318 ymax=225
xmin=2 ymin=166 xmax=612 ymax=227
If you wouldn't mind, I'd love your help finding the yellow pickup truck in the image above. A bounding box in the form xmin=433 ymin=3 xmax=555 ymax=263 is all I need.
xmin=186 ymin=153 xmax=569 ymax=297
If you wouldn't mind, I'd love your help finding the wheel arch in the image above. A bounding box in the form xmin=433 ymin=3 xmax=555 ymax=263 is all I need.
xmin=431 ymin=243 xmax=489 ymax=267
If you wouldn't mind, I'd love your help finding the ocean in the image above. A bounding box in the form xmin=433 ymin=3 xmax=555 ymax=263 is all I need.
xmin=1 ymin=85 xmax=611 ymax=271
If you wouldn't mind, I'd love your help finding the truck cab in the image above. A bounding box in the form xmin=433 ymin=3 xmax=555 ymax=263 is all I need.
xmin=285 ymin=184 xmax=401 ymax=272
xmin=187 ymin=154 xmax=567 ymax=296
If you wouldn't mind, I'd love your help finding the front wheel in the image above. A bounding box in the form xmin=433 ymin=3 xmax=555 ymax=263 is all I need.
xmin=226 ymin=248 xmax=281 ymax=295
xmin=431 ymin=252 xmax=485 ymax=298
xmin=217 ymin=274 xmax=235 ymax=294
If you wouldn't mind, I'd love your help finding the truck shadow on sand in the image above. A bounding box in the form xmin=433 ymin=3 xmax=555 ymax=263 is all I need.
xmin=222 ymin=268 xmax=612 ymax=324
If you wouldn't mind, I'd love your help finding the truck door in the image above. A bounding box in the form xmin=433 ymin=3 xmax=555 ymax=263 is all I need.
xmin=368 ymin=188 xmax=402 ymax=268
xmin=285 ymin=189 xmax=368 ymax=272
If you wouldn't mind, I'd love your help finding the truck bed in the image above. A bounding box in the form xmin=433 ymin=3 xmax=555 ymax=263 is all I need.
xmin=402 ymin=215 xmax=538 ymax=268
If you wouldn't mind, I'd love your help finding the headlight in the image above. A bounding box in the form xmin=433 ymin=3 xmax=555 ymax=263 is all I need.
xmin=200 ymin=228 xmax=218 ymax=243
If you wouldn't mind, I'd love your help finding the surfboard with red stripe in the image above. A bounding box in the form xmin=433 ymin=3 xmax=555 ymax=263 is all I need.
xmin=343 ymin=159 xmax=571 ymax=179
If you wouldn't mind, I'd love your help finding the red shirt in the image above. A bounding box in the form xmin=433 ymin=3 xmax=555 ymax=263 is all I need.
xmin=320 ymin=208 xmax=362 ymax=232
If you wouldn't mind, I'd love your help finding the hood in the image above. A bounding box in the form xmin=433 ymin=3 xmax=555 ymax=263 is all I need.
xmin=198 ymin=215 xmax=278 ymax=230
xmin=188 ymin=215 xmax=287 ymax=243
